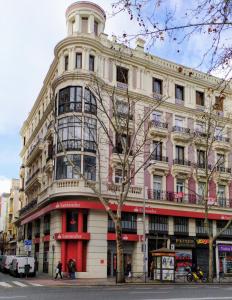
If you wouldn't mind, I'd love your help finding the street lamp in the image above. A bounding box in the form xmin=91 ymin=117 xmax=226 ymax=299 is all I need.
xmin=138 ymin=185 xmax=147 ymax=280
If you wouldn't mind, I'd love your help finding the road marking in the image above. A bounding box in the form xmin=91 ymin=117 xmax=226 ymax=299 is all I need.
xmin=27 ymin=282 xmax=43 ymax=287
xmin=131 ymin=291 xmax=168 ymax=294
xmin=0 ymin=282 xmax=12 ymax=287
xmin=0 ymin=297 xmax=26 ymax=299
xmin=12 ymin=281 xmax=28 ymax=287
xmin=143 ymin=297 xmax=232 ymax=300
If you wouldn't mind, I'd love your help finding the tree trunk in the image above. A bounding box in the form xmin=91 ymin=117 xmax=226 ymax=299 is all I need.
xmin=115 ymin=218 xmax=125 ymax=283
xmin=208 ymin=237 xmax=214 ymax=283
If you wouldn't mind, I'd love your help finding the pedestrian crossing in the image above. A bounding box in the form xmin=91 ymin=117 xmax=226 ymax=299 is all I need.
xmin=0 ymin=281 xmax=43 ymax=288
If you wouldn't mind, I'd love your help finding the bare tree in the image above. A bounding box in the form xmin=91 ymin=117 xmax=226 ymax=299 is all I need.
xmin=191 ymin=90 xmax=232 ymax=282
xmin=112 ymin=0 xmax=232 ymax=78
xmin=52 ymin=70 xmax=167 ymax=283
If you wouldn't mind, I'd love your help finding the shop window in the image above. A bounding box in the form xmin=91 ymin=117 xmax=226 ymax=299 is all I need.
xmin=217 ymin=220 xmax=232 ymax=236
xmin=153 ymin=78 xmax=163 ymax=95
xmin=89 ymin=55 xmax=95 ymax=71
xmin=64 ymin=55 xmax=69 ymax=71
xmin=149 ymin=215 xmax=168 ymax=232
xmin=43 ymin=214 xmax=50 ymax=235
xmin=76 ymin=53 xmax=82 ymax=69
xmin=67 ymin=211 xmax=78 ymax=232
xmin=117 ymin=66 xmax=128 ymax=84
xmin=174 ymin=217 xmax=188 ymax=234
xmin=84 ymin=88 xmax=97 ymax=114
xmin=175 ymin=85 xmax=184 ymax=101
xmin=56 ymin=154 xmax=81 ymax=180
xmin=196 ymin=91 xmax=204 ymax=106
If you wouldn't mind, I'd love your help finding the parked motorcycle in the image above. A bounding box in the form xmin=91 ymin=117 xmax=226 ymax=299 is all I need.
xmin=186 ymin=266 xmax=207 ymax=283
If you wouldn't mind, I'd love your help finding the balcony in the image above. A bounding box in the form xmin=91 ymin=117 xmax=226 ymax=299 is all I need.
xmin=19 ymin=198 xmax=37 ymax=216
xmin=25 ymin=169 xmax=42 ymax=192
xmin=112 ymin=112 xmax=134 ymax=133
xmin=172 ymin=126 xmax=191 ymax=142
xmin=149 ymin=223 xmax=168 ymax=233
xmin=148 ymin=155 xmax=169 ymax=175
xmin=25 ymin=139 xmax=43 ymax=167
xmin=110 ymin=147 xmax=133 ymax=168
xmin=216 ymin=166 xmax=231 ymax=182
xmin=149 ymin=120 xmax=168 ymax=138
xmin=194 ymin=163 xmax=212 ymax=179
xmin=117 ymin=81 xmax=128 ymax=90
xmin=175 ymin=98 xmax=184 ymax=106
xmin=147 ymin=190 xmax=197 ymax=204
xmin=44 ymin=121 xmax=54 ymax=140
xmin=193 ymin=131 xmax=208 ymax=146
xmin=213 ymin=136 xmax=231 ymax=152
xmin=45 ymin=157 xmax=53 ymax=174
xmin=107 ymin=183 xmax=142 ymax=196
xmin=172 ymin=159 xmax=192 ymax=178
xmin=108 ymin=219 xmax=137 ymax=234
xmin=174 ymin=224 xmax=188 ymax=235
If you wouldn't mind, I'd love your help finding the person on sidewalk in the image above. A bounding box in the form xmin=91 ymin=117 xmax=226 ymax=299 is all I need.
xmin=55 ymin=261 xmax=63 ymax=279
xmin=126 ymin=261 xmax=132 ymax=278
xmin=70 ymin=259 xmax=76 ymax=279
xmin=67 ymin=259 xmax=72 ymax=279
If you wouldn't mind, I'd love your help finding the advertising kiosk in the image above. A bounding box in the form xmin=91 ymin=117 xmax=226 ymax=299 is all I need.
xmin=151 ymin=248 xmax=176 ymax=282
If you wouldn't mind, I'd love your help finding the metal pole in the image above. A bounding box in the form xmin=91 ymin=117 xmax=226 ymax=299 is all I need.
xmin=143 ymin=186 xmax=146 ymax=280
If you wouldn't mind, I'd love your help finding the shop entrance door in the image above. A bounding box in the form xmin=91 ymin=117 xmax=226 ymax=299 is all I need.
xmin=43 ymin=242 xmax=49 ymax=273
xmin=107 ymin=251 xmax=132 ymax=277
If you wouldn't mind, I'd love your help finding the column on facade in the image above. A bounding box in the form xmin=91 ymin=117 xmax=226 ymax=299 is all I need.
xmin=69 ymin=47 xmax=75 ymax=70
xmin=189 ymin=218 xmax=196 ymax=236
xmin=61 ymin=210 xmax=66 ymax=272
xmin=74 ymin=13 xmax=81 ymax=33
xmin=67 ymin=20 xmax=72 ymax=36
xmin=77 ymin=210 xmax=83 ymax=271
xmin=85 ymin=210 xmax=108 ymax=278
xmin=88 ymin=14 xmax=94 ymax=34
xmin=49 ymin=210 xmax=62 ymax=276
xmin=168 ymin=217 xmax=174 ymax=236
xmin=132 ymin=213 xmax=144 ymax=273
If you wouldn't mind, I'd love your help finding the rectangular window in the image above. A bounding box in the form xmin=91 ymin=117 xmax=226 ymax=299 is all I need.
xmin=66 ymin=211 xmax=78 ymax=232
xmin=198 ymin=182 xmax=205 ymax=203
xmin=43 ymin=214 xmax=50 ymax=235
xmin=217 ymin=185 xmax=226 ymax=207
xmin=215 ymin=126 xmax=223 ymax=138
xmin=116 ymin=66 xmax=128 ymax=84
xmin=94 ymin=20 xmax=98 ymax=35
xmin=153 ymin=78 xmax=163 ymax=95
xmin=115 ymin=134 xmax=131 ymax=154
xmin=89 ymin=55 xmax=95 ymax=71
xmin=214 ymin=96 xmax=224 ymax=111
xmin=115 ymin=169 xmax=128 ymax=184
xmin=64 ymin=55 xmax=69 ymax=71
xmin=153 ymin=176 xmax=163 ymax=200
xmin=174 ymin=217 xmax=188 ymax=234
xmin=83 ymin=155 xmax=96 ymax=181
xmin=197 ymin=150 xmax=205 ymax=167
xmin=175 ymin=84 xmax=184 ymax=101
xmin=152 ymin=111 xmax=162 ymax=122
xmin=56 ymin=154 xmax=81 ymax=179
xmin=176 ymin=179 xmax=185 ymax=193
xmin=176 ymin=145 xmax=184 ymax=162
xmin=175 ymin=116 xmax=184 ymax=128
xmin=76 ymin=53 xmax=82 ymax=69
xmin=149 ymin=215 xmax=168 ymax=232
xmin=196 ymin=91 xmax=205 ymax=106
xmin=82 ymin=17 xmax=88 ymax=33
xmin=195 ymin=122 xmax=204 ymax=133
xmin=153 ymin=141 xmax=162 ymax=159
xmin=217 ymin=153 xmax=225 ymax=168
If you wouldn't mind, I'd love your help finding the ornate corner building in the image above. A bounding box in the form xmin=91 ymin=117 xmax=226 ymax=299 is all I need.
xmin=17 ymin=1 xmax=232 ymax=279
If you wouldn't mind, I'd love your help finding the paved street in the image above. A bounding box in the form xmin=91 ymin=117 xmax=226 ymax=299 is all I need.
xmin=1 ymin=271 xmax=232 ymax=300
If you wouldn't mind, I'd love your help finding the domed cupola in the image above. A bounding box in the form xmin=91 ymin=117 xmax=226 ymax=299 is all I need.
xmin=66 ymin=1 xmax=106 ymax=37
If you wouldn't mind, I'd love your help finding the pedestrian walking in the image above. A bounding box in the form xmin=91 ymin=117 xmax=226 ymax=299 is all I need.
xmin=126 ymin=261 xmax=132 ymax=278
xmin=54 ymin=261 xmax=63 ymax=279
xmin=70 ymin=259 xmax=76 ymax=279
xmin=67 ymin=259 xmax=72 ymax=279
xmin=150 ymin=261 xmax=154 ymax=280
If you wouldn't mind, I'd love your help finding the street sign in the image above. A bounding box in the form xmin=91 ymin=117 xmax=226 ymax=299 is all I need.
xmin=24 ymin=240 xmax=32 ymax=252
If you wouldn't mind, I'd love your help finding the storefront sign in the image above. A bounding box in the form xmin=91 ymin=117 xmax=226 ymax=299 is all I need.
xmin=107 ymin=233 xmax=139 ymax=242
xmin=218 ymin=245 xmax=232 ymax=252
xmin=196 ymin=239 xmax=209 ymax=245
xmin=54 ymin=232 xmax=90 ymax=240
xmin=175 ymin=238 xmax=195 ymax=248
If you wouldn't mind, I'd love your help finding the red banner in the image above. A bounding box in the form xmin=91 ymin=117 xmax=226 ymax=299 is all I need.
xmin=107 ymin=233 xmax=140 ymax=242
